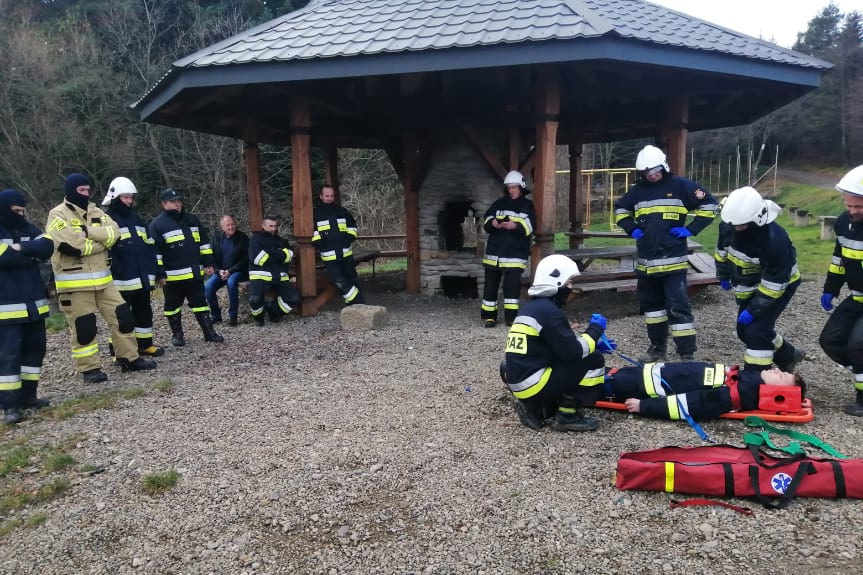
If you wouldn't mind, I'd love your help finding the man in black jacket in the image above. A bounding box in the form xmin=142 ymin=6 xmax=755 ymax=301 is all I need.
xmin=205 ymin=215 xmax=249 ymax=326
xmin=247 ymin=215 xmax=301 ymax=326
xmin=312 ymin=185 xmax=364 ymax=305
xmin=149 ymin=189 xmax=223 ymax=346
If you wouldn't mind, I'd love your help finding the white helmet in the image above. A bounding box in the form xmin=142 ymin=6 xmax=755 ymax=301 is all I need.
xmin=721 ymin=186 xmax=780 ymax=226
xmin=836 ymin=165 xmax=863 ymax=197
xmin=528 ymin=254 xmax=580 ymax=297
xmin=635 ymin=145 xmax=669 ymax=172
xmin=102 ymin=176 xmax=138 ymax=206
xmin=503 ymin=170 xmax=526 ymax=189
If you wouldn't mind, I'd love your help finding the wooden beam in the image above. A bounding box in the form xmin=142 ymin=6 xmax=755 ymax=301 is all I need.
xmin=567 ymin=138 xmax=585 ymax=249
xmin=519 ymin=147 xmax=536 ymax=176
xmin=290 ymin=96 xmax=318 ymax=316
xmin=531 ymin=68 xmax=560 ymax=270
xmin=244 ymin=142 xmax=263 ymax=232
xmin=324 ymin=143 xmax=340 ymax=205
xmin=402 ymin=133 xmax=421 ymax=294
xmin=460 ymin=124 xmax=507 ymax=180
xmin=660 ymin=95 xmax=689 ymax=175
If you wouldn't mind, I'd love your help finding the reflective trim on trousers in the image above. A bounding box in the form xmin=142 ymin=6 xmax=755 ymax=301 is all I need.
xmin=72 ymin=343 xmax=99 ymax=358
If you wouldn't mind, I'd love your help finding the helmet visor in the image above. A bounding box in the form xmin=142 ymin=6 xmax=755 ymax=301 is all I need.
xmin=645 ymin=166 xmax=664 ymax=176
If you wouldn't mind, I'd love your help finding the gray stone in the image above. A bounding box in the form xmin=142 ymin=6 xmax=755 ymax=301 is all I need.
xmin=340 ymin=305 xmax=388 ymax=330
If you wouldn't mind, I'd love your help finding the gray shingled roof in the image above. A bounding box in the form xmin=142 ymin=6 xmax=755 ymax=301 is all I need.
xmin=174 ymin=0 xmax=827 ymax=70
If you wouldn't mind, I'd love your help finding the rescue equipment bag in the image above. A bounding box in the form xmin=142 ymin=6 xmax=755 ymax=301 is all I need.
xmin=616 ymin=445 xmax=863 ymax=508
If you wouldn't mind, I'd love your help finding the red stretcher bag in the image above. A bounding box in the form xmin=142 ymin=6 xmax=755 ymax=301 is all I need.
xmin=616 ymin=445 xmax=863 ymax=508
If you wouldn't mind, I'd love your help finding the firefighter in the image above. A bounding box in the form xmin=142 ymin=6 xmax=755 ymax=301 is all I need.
xmin=606 ymin=362 xmax=805 ymax=421
xmin=247 ymin=215 xmax=301 ymax=326
xmin=481 ymin=170 xmax=536 ymax=327
xmin=46 ymin=173 xmax=157 ymax=382
xmin=0 ymin=189 xmax=53 ymax=423
xmin=102 ymin=177 xmax=163 ymax=358
xmin=716 ymin=186 xmax=805 ymax=372
xmin=149 ymin=189 xmax=223 ymax=346
xmin=820 ymin=165 xmax=863 ymax=416
xmin=614 ymin=145 xmax=718 ymax=361
xmin=501 ymin=254 xmax=612 ymax=432
xmin=312 ymin=185 xmax=364 ymax=305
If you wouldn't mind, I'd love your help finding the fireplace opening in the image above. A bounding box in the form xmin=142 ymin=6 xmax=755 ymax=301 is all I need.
xmin=438 ymin=200 xmax=478 ymax=251
xmin=440 ymin=276 xmax=478 ymax=299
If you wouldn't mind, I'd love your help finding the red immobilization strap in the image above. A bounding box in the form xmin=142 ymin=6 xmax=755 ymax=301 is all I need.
xmin=725 ymin=365 xmax=742 ymax=411
xmin=670 ymin=498 xmax=754 ymax=516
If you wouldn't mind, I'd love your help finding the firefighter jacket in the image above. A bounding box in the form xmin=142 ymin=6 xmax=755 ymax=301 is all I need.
xmin=312 ymin=203 xmax=357 ymax=261
xmin=504 ymin=297 xmax=604 ymax=399
xmin=614 ymin=175 xmax=718 ymax=276
xmin=483 ymin=194 xmax=535 ymax=270
xmin=46 ymin=201 xmax=119 ymax=293
xmin=212 ymin=230 xmax=249 ymax=275
xmin=0 ymin=217 xmax=53 ymax=324
xmin=714 ymin=221 xmax=800 ymax=317
xmin=823 ymin=212 xmax=863 ymax=303
xmin=105 ymin=202 xmax=157 ymax=293
xmin=248 ymin=231 xmax=294 ymax=283
xmin=149 ymin=210 xmax=214 ymax=283
xmin=615 ymin=362 xmax=762 ymax=420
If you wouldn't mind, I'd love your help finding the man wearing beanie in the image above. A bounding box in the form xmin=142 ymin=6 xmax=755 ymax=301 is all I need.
xmin=46 ymin=173 xmax=157 ymax=382
xmin=0 ymin=189 xmax=54 ymax=423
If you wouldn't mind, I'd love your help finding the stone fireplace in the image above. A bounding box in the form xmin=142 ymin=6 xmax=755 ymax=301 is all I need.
xmin=418 ymin=134 xmax=513 ymax=295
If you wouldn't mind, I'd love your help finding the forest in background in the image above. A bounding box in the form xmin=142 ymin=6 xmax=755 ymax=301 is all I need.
xmin=0 ymin=0 xmax=861 ymax=236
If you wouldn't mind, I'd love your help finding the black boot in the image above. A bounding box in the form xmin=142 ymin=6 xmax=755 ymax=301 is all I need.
xmin=513 ymin=399 xmax=545 ymax=430
xmin=168 ymin=313 xmax=185 ymax=347
xmin=3 ymin=408 xmax=22 ymax=425
xmin=266 ymin=302 xmax=282 ymax=324
xmin=195 ymin=312 xmax=224 ymax=343
xmin=21 ymin=397 xmax=50 ymax=410
xmin=844 ymin=390 xmax=863 ymax=417
xmin=777 ymin=346 xmax=806 ymax=373
xmin=117 ymin=357 xmax=157 ymax=372
xmin=252 ymin=313 xmax=265 ymax=327
xmin=82 ymin=369 xmax=108 ymax=383
xmin=639 ymin=342 xmax=667 ymax=363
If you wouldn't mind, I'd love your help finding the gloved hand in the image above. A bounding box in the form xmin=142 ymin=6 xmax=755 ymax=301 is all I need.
xmin=669 ymin=226 xmax=692 ymax=238
xmin=630 ymin=228 xmax=644 ymax=240
xmin=737 ymin=309 xmax=754 ymax=326
xmin=719 ymin=279 xmax=732 ymax=291
xmin=820 ymin=293 xmax=835 ymax=312
xmin=589 ymin=313 xmax=607 ymax=331
xmin=597 ymin=333 xmax=617 ymax=354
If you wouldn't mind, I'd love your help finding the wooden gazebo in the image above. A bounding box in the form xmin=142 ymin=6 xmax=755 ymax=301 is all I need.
xmin=134 ymin=0 xmax=830 ymax=315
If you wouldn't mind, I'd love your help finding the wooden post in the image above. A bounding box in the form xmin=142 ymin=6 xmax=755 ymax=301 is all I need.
xmin=531 ymin=69 xmax=560 ymax=270
xmin=290 ymin=97 xmax=318 ymax=315
xmin=660 ymin=95 xmax=689 ymax=175
xmin=567 ymin=138 xmax=584 ymax=249
xmin=403 ymin=133 xmax=421 ymax=294
xmin=324 ymin=143 xmax=340 ymax=204
xmin=244 ymin=142 xmax=263 ymax=232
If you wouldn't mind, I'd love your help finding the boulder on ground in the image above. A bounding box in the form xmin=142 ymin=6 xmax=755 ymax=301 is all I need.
xmin=340 ymin=304 xmax=388 ymax=330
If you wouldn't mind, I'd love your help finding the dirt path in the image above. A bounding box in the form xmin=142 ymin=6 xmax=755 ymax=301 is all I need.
xmin=779 ymin=168 xmax=837 ymax=190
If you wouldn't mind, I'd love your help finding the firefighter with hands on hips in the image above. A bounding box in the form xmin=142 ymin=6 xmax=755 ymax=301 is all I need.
xmin=102 ymin=177 xmax=164 ymax=358
xmin=605 ymin=361 xmax=805 ymax=421
xmin=0 ymin=189 xmax=54 ymax=423
xmin=614 ymin=145 xmax=718 ymax=362
xmin=716 ymin=186 xmax=805 ymax=373
xmin=46 ymin=173 xmax=157 ymax=382
xmin=247 ymin=215 xmax=301 ymax=326
xmin=312 ymin=185 xmax=364 ymax=305
xmin=481 ymin=170 xmax=536 ymax=328
xmin=819 ymin=165 xmax=863 ymax=416
xmin=149 ymin=189 xmax=223 ymax=346
xmin=501 ymin=254 xmax=615 ymax=432
xmin=205 ymin=214 xmax=249 ymax=326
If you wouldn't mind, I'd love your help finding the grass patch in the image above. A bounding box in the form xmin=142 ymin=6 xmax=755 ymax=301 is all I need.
xmin=152 ymin=379 xmax=176 ymax=394
xmin=43 ymin=387 xmax=146 ymax=421
xmin=0 ymin=446 xmax=34 ymax=478
xmin=42 ymin=451 xmax=76 ymax=473
xmin=0 ymin=513 xmax=48 ymax=537
xmin=44 ymin=313 xmax=67 ymax=334
xmin=121 ymin=387 xmax=146 ymax=400
xmin=141 ymin=469 xmax=180 ymax=496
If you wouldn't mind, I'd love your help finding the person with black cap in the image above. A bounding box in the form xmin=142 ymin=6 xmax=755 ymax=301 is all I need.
xmin=0 ymin=189 xmax=54 ymax=423
xmin=149 ymin=188 xmax=223 ymax=345
xmin=45 ymin=173 xmax=157 ymax=382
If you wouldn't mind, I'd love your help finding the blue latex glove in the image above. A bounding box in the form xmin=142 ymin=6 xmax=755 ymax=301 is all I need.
xmin=630 ymin=228 xmax=644 ymax=240
xmin=719 ymin=280 xmax=732 ymax=291
xmin=669 ymin=226 xmax=693 ymax=238
xmin=820 ymin=293 xmax=835 ymax=312
xmin=597 ymin=333 xmax=617 ymax=354
xmin=590 ymin=313 xmax=607 ymax=331
xmin=737 ymin=309 xmax=754 ymax=326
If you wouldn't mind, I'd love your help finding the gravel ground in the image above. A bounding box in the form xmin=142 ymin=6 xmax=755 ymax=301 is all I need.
xmin=2 ymin=276 xmax=862 ymax=575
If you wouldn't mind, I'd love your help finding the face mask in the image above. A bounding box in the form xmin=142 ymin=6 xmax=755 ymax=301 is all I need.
xmin=553 ymin=286 xmax=572 ymax=308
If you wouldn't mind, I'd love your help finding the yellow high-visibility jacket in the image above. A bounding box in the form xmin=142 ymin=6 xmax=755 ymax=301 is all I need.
xmin=46 ymin=201 xmax=119 ymax=293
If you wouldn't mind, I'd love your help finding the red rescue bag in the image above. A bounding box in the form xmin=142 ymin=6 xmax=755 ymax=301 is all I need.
xmin=616 ymin=445 xmax=863 ymax=508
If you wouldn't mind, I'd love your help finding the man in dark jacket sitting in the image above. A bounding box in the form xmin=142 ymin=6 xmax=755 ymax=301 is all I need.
xmin=205 ymin=215 xmax=249 ymax=326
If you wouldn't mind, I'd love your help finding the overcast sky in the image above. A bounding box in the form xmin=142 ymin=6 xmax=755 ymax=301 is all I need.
xmin=650 ymin=0 xmax=863 ymax=48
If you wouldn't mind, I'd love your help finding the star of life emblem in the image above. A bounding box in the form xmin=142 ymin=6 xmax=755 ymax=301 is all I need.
xmin=771 ymin=472 xmax=793 ymax=494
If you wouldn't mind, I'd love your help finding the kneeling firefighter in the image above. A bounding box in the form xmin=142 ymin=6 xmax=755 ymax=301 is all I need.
xmin=502 ymin=254 xmax=611 ymax=432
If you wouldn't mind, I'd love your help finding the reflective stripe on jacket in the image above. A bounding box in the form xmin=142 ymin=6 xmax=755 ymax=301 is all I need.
xmin=149 ymin=211 xmax=214 ymax=283
xmin=0 ymin=218 xmax=53 ymax=324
